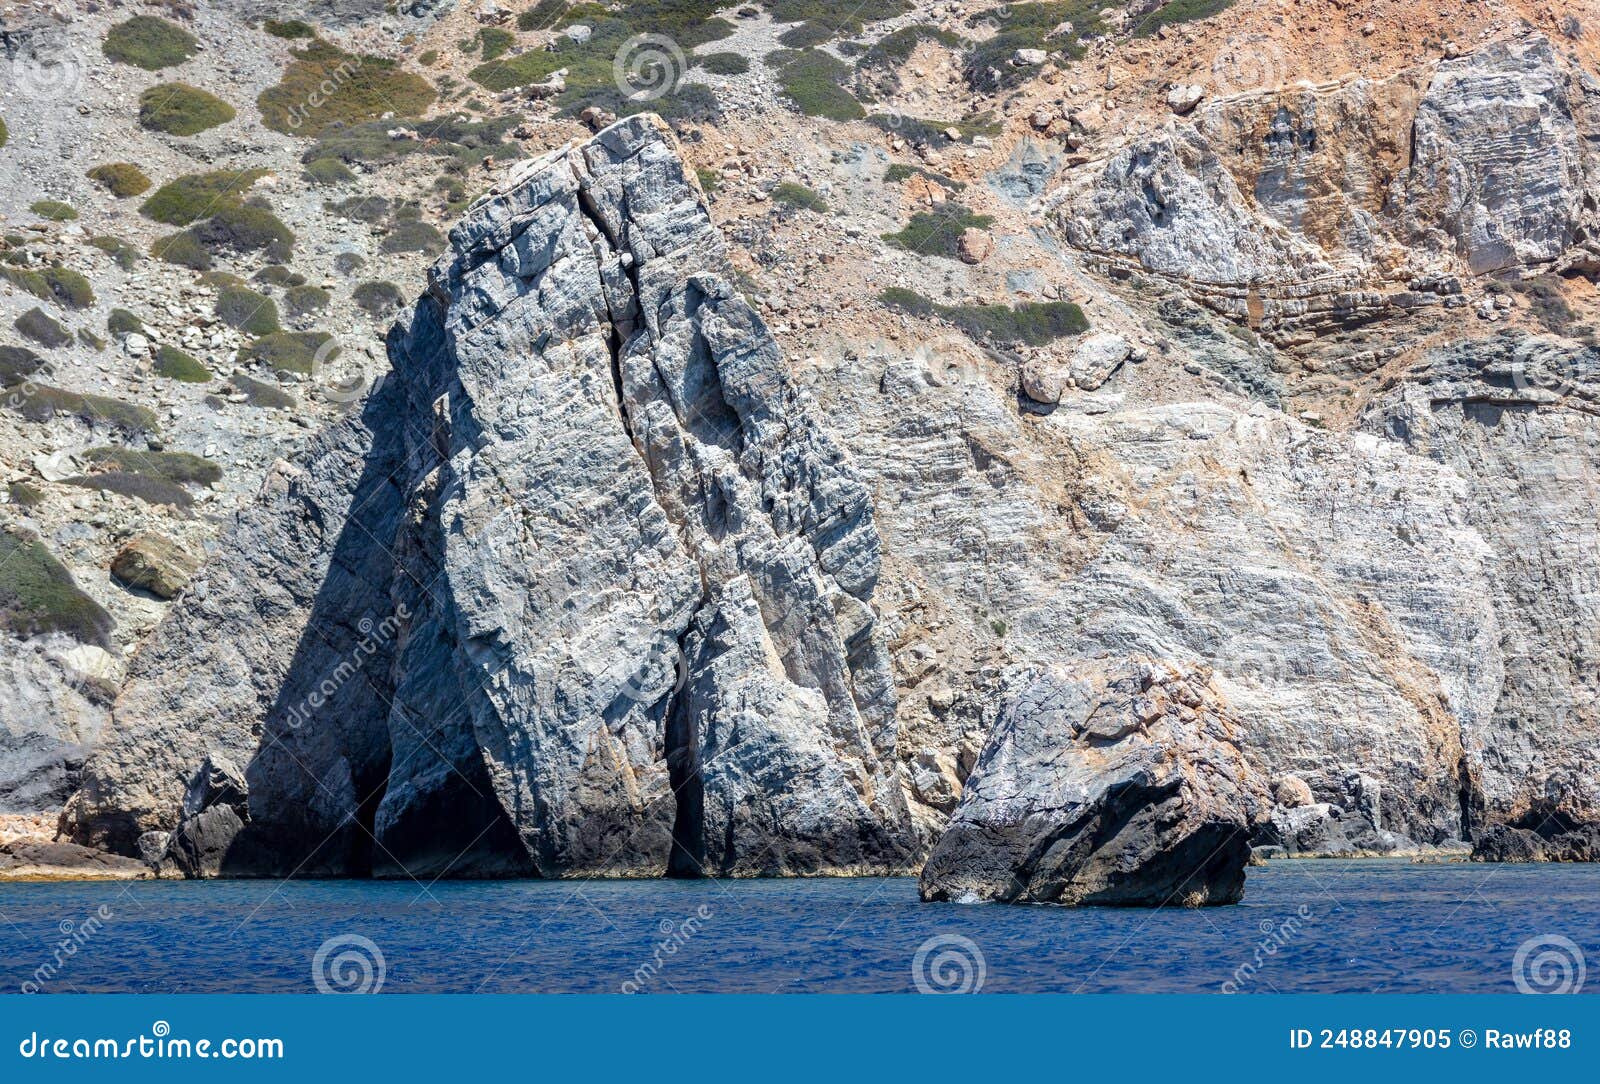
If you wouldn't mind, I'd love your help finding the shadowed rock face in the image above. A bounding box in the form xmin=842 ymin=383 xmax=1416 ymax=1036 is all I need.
xmin=919 ymin=658 xmax=1269 ymax=906
xmin=65 ymin=116 xmax=913 ymax=879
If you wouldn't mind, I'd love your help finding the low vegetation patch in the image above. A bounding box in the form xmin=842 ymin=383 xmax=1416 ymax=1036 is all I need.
xmin=0 ymin=531 xmax=114 ymax=646
xmin=698 ymin=52 xmax=750 ymax=75
xmin=776 ymin=22 xmax=833 ymax=48
xmin=283 ymin=285 xmax=331 ymax=319
xmin=243 ymin=331 xmax=336 ymax=374
xmin=213 ymin=279 xmax=282 ymax=336
xmin=771 ymin=181 xmax=827 ymax=213
xmin=8 ymin=481 xmax=43 ymax=508
xmin=150 ymin=230 xmax=210 ymax=270
xmin=259 ymin=38 xmax=435 ymax=136
xmin=881 ymin=202 xmax=994 ymax=260
xmin=767 ymin=0 xmax=909 ymax=38
xmin=14 ymin=307 xmax=71 ymax=348
xmin=65 ymin=471 xmax=192 ymax=508
xmin=885 ymin=162 xmax=965 ymax=190
xmin=880 ymin=286 xmax=1088 ymax=347
xmin=1 ymin=265 xmax=95 ymax=310
xmin=0 ymin=117 xmax=7 ymax=148
xmin=1131 ymin=0 xmax=1235 ymax=37
xmin=4 ymin=384 xmax=159 ymax=434
xmin=303 ymin=157 xmax=355 ymax=185
xmin=379 ymin=219 xmax=445 ymax=255
xmin=963 ymin=2 xmax=1103 ymax=91
xmin=255 ymin=265 xmax=307 ymax=288
xmin=90 ymin=235 xmax=141 ymax=270
xmin=231 ymin=373 xmax=295 ymax=410
xmin=153 ymin=344 xmax=212 ymax=382
xmin=87 ymin=162 xmax=153 ymax=197
xmin=139 ymin=82 xmax=236 ymax=135
xmin=866 ymin=112 xmax=998 ymax=146
xmin=142 ymin=172 xmax=293 ymax=262
xmin=469 ymin=8 xmax=726 ymax=121
xmin=353 ymin=281 xmax=403 ymax=317
xmin=771 ymin=49 xmax=864 ymax=120
xmin=83 ymin=446 xmax=221 ymax=486
xmin=29 ymin=200 xmax=77 ymax=222
xmin=107 ymin=309 xmax=145 ymax=337
xmin=103 ymin=15 xmax=198 ymax=71
xmin=142 ymin=170 xmax=270 ymax=225
xmin=0 ymin=345 xmax=46 ymax=386
xmin=263 ymin=19 xmax=315 ymax=39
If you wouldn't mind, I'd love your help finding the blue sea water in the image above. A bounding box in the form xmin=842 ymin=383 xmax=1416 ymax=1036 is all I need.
xmin=0 ymin=860 xmax=1595 ymax=994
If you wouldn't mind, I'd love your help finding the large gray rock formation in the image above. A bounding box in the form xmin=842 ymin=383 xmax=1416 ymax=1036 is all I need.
xmin=65 ymin=116 xmax=913 ymax=878
xmin=919 ymin=657 xmax=1269 ymax=905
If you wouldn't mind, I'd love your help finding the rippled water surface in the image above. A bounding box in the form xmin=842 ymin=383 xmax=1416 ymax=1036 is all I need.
xmin=2 ymin=860 xmax=1596 ymax=993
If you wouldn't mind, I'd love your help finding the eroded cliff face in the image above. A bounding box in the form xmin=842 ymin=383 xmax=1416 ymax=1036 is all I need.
xmin=65 ymin=116 xmax=914 ymax=878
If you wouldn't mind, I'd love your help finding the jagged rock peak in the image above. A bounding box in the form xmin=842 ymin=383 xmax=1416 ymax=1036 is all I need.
xmin=65 ymin=115 xmax=914 ymax=879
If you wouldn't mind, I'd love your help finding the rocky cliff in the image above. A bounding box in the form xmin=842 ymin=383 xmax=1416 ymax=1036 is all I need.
xmin=66 ymin=116 xmax=914 ymax=879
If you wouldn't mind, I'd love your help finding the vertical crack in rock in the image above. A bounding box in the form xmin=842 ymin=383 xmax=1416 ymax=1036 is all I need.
xmin=66 ymin=116 xmax=913 ymax=878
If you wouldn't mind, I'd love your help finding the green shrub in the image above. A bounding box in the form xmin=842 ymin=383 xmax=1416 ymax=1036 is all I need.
xmin=153 ymin=344 xmax=212 ymax=382
xmin=29 ymin=200 xmax=77 ymax=222
xmin=258 ymin=38 xmax=435 ymax=136
xmin=139 ymin=83 xmax=236 ymax=135
xmin=771 ymin=180 xmax=827 ymax=213
xmin=880 ymin=287 xmax=1088 ymax=346
xmin=0 ymin=266 xmax=48 ymax=302
xmin=884 ymin=162 xmax=965 ymax=190
xmin=858 ymin=25 xmax=965 ymax=73
xmin=0 ymin=531 xmax=114 ymax=646
xmin=191 ymin=201 xmax=295 ymax=260
xmin=232 ymin=373 xmax=295 ymax=409
xmin=142 ymin=170 xmax=270 ymax=225
xmin=4 ymin=384 xmax=159 ymax=433
xmin=214 ymin=281 xmax=282 ymax=335
xmin=326 ymin=195 xmax=391 ymax=224
xmin=0 ymin=116 xmax=7 ymax=148
xmin=767 ymin=0 xmax=907 ymax=34
xmin=87 ymin=162 xmax=153 ymax=197
xmin=695 ymin=167 xmax=721 ymax=194
xmin=698 ymin=51 xmax=749 ymax=75
xmin=78 ymin=328 xmax=106 ymax=351
xmin=419 ymin=49 xmax=440 ymax=66
xmin=108 ymin=309 xmax=145 ymax=336
xmin=379 ymin=219 xmax=445 ymax=255
xmin=8 ymin=480 xmax=44 ymax=508
xmin=881 ymin=202 xmax=993 ymax=260
xmin=14 ymin=307 xmax=70 ymax=347
xmin=150 ymin=230 xmax=210 ymax=270
xmin=264 ymin=19 xmax=315 ymax=39
xmin=0 ymin=344 xmax=45 ymax=386
xmin=866 ymin=112 xmax=997 ymax=145
xmin=771 ymin=50 xmax=864 ymax=120
xmin=303 ymin=157 xmax=355 ymax=185
xmin=353 ymin=280 xmax=403 ymax=316
xmin=103 ymin=15 xmax=198 ymax=70
xmin=1131 ymin=0 xmax=1234 ymax=37
xmin=963 ymin=2 xmax=1102 ymax=90
xmin=254 ymin=265 xmax=307 ymax=287
xmin=83 ymin=446 xmax=221 ymax=486
xmin=89 ymin=235 xmax=141 ymax=270
xmin=777 ymin=22 xmax=833 ymax=48
xmin=304 ymin=113 xmax=521 ymax=168
xmin=477 ymin=27 xmax=515 ymax=60
xmin=333 ymin=252 xmax=365 ymax=276
xmin=284 ymin=284 xmax=331 ymax=318
xmin=65 ymin=471 xmax=192 ymax=507
xmin=46 ymin=267 xmax=94 ymax=309
xmin=243 ymin=331 xmax=336 ymax=374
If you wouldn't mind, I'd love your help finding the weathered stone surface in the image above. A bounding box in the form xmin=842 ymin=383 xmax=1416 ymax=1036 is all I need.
xmin=0 ymin=839 xmax=150 ymax=881
xmin=68 ymin=116 xmax=912 ymax=879
xmin=110 ymin=534 xmax=199 ymax=600
xmin=0 ymin=634 xmax=110 ymax=812
xmin=920 ymin=657 xmax=1269 ymax=905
